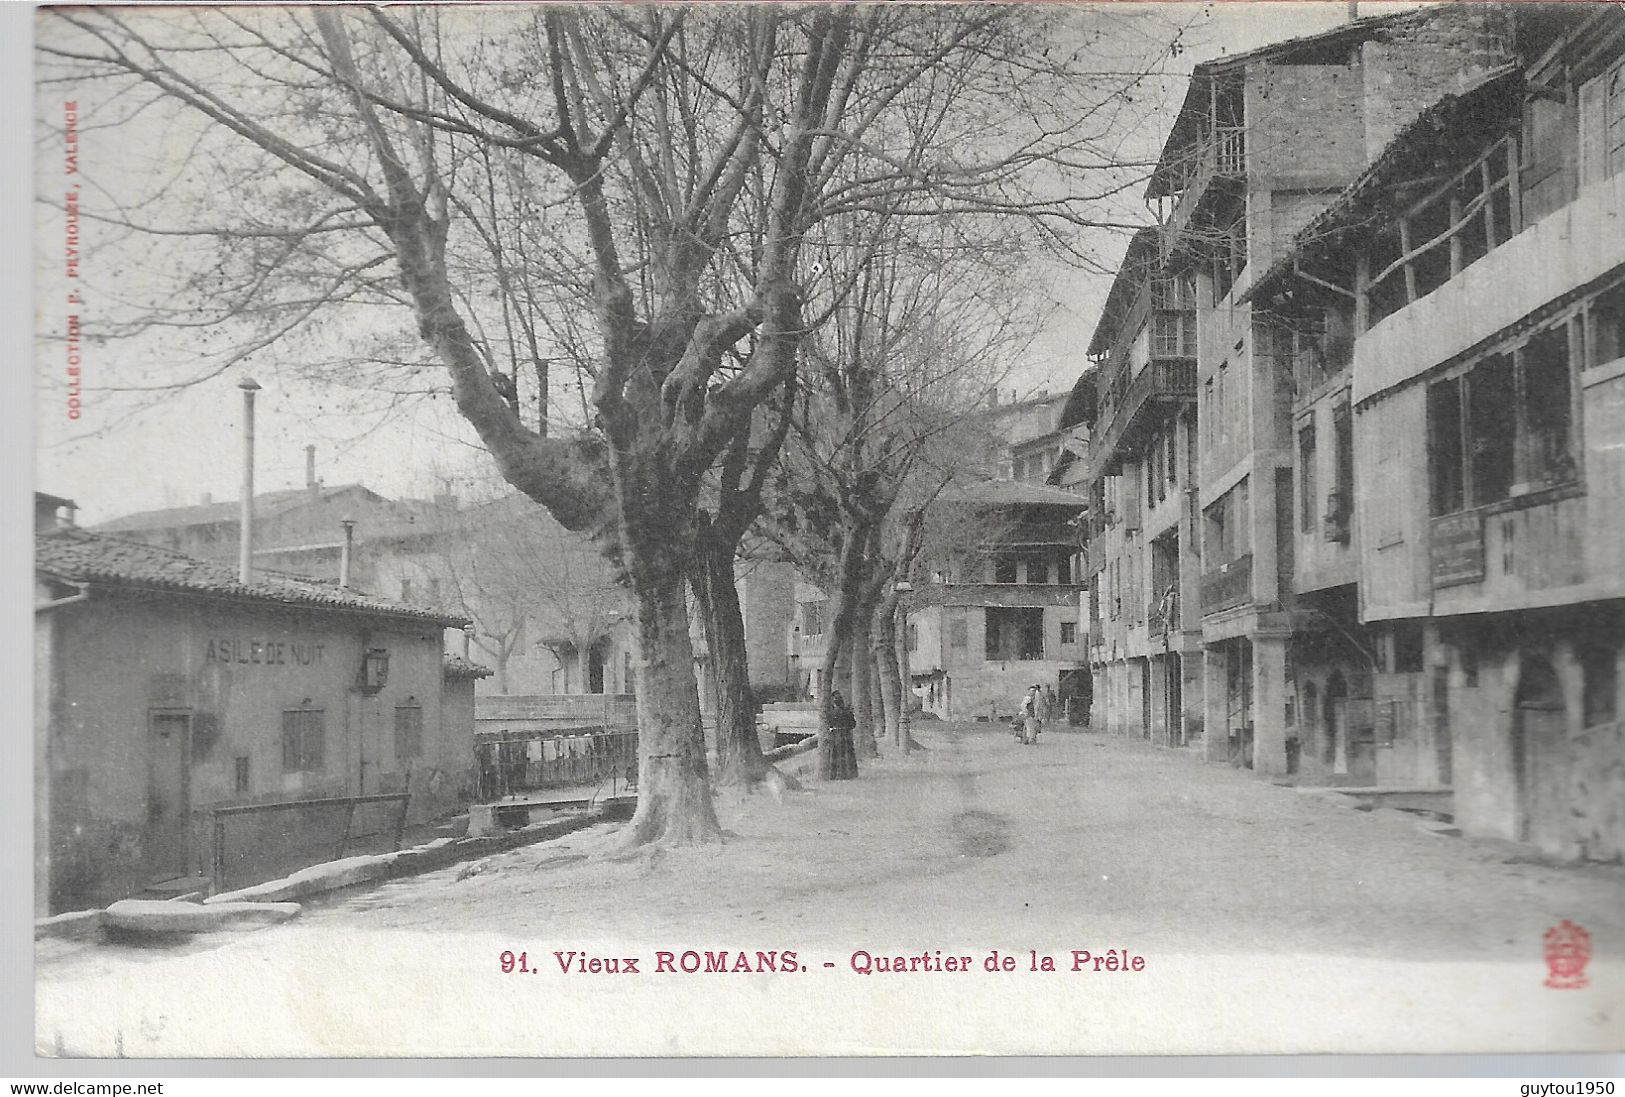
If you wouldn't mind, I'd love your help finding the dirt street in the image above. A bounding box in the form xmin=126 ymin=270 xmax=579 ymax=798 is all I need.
xmin=35 ymin=722 xmax=1625 ymax=1057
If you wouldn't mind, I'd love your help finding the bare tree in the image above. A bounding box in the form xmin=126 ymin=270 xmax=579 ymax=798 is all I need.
xmin=763 ymin=214 xmax=1036 ymax=778
xmin=430 ymin=495 xmax=629 ymax=694
xmin=41 ymin=5 xmax=1173 ymax=841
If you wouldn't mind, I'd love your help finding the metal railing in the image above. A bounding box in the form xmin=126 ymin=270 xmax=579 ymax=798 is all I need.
xmin=201 ymin=792 xmax=411 ymax=896
xmin=474 ymin=729 xmax=638 ymax=802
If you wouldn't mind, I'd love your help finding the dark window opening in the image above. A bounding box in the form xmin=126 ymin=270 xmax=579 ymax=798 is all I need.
xmin=994 ymin=557 xmax=1018 ymax=584
xmin=985 ymin=606 xmax=1046 ymax=661
xmin=1581 ymin=645 xmax=1618 ymax=727
xmin=1393 ymin=623 xmax=1426 ymax=675
xmin=1467 ymin=353 xmax=1516 ymax=507
xmin=1428 ymin=377 xmax=1465 ymax=516
xmin=1060 ymin=621 xmax=1078 ymax=645
xmin=1328 ymin=405 xmax=1353 ymax=542
xmin=1522 ymin=326 xmax=1575 ymax=487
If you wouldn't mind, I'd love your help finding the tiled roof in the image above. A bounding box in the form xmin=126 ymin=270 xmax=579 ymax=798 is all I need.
xmin=95 ymin=484 xmax=389 ymax=532
xmin=442 ymin=653 xmax=494 ymax=679
xmin=36 ymin=526 xmax=468 ymax=625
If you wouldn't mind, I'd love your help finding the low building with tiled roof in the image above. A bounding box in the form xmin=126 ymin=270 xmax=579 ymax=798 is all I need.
xmin=37 ymin=525 xmax=468 ymax=626
xmin=34 ymin=508 xmax=480 ymax=916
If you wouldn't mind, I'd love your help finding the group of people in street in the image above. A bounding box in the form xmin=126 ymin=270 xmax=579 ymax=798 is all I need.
xmin=822 ymin=682 xmax=1060 ymax=754
xmin=1013 ymin=683 xmax=1055 ymax=746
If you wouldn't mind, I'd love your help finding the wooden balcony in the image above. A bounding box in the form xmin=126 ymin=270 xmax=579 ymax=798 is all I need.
xmin=1148 ymin=590 xmax=1180 ymax=638
xmin=1089 ymin=357 xmax=1198 ymax=480
xmin=1157 ymin=125 xmax=1247 ymax=251
xmin=1200 ymin=553 xmax=1253 ymax=616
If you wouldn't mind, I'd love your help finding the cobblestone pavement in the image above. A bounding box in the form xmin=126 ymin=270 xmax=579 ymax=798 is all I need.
xmin=35 ymin=721 xmax=1625 ymax=1057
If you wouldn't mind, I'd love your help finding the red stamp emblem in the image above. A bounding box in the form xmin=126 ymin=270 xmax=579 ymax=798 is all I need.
xmin=1542 ymin=920 xmax=1591 ymax=990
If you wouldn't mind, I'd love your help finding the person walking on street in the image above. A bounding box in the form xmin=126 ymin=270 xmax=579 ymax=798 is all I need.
xmin=1021 ymin=684 xmax=1044 ymax=745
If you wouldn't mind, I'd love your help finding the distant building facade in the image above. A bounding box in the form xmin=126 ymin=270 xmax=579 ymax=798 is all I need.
xmin=906 ymin=480 xmax=1089 ymax=721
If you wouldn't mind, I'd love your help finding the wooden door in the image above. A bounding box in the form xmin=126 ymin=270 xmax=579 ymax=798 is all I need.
xmin=146 ymin=712 xmax=192 ymax=882
xmin=1514 ymin=658 xmax=1569 ymax=854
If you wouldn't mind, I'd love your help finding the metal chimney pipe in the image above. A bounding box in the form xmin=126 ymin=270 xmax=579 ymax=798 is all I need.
xmin=238 ymin=377 xmax=262 ymax=585
xmin=305 ymin=444 xmax=317 ymax=492
xmin=339 ymin=517 xmax=356 ymax=590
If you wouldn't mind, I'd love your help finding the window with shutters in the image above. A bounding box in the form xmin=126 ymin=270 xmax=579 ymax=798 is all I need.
xmin=281 ymin=708 xmax=325 ymax=773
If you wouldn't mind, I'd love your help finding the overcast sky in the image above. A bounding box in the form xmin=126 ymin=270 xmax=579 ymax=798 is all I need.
xmin=33 ymin=3 xmax=1425 ymax=527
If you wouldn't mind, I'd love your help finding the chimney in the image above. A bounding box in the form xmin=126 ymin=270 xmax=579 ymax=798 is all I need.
xmin=989 ymin=388 xmax=1000 ymax=409
xmin=339 ymin=517 xmax=356 ymax=590
xmin=238 ymin=377 xmax=262 ymax=585
xmin=306 ymin=444 xmax=318 ymax=497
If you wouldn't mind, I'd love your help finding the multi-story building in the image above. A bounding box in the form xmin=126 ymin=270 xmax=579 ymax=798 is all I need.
xmin=94 ymin=447 xmax=426 ymax=586
xmin=1078 ymin=228 xmax=1203 ymax=747
xmin=906 ymin=479 xmax=1089 ymax=721
xmin=1248 ymin=5 xmax=1625 ymax=859
xmin=1078 ymin=7 xmax=1516 ymax=771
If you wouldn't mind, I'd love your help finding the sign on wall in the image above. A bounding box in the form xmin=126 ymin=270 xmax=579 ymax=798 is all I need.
xmin=1430 ymin=511 xmax=1486 ymax=587
xmin=204 ymin=638 xmax=327 ymax=667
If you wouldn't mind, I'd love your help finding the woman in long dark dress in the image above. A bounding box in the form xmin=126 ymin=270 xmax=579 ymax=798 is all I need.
xmin=827 ymin=688 xmax=858 ymax=775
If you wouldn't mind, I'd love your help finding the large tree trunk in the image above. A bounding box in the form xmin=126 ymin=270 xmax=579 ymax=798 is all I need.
xmin=816 ymin=531 xmax=868 ymax=781
xmin=692 ymin=529 xmax=771 ymax=788
xmin=850 ymin=607 xmax=878 ymax=760
xmin=612 ymin=446 xmax=724 ymax=846
xmin=620 ymin=572 xmax=723 ymax=846
xmin=873 ymin=599 xmax=902 ymax=748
